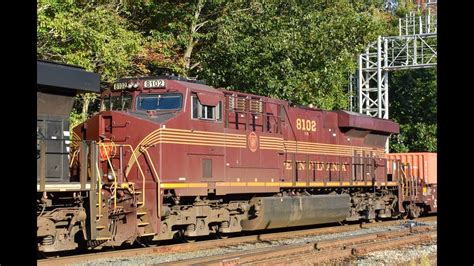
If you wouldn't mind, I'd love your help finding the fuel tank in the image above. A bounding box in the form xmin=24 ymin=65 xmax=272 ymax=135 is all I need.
xmin=241 ymin=194 xmax=351 ymax=231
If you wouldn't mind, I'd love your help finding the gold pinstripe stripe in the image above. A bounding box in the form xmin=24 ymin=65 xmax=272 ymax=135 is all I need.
xmin=259 ymin=136 xmax=284 ymax=140
xmin=260 ymin=141 xmax=282 ymax=144
xmin=160 ymin=181 xmax=398 ymax=189
xmin=159 ymin=137 xmax=246 ymax=145
xmin=260 ymin=141 xmax=284 ymax=145
xmin=285 ymin=150 xmax=351 ymax=156
xmin=160 ymin=141 xmax=245 ymax=148
xmin=159 ymin=134 xmax=246 ymax=142
xmin=136 ymin=129 xmax=385 ymax=154
xmin=284 ymin=146 xmax=384 ymax=153
xmin=260 ymin=145 xmax=285 ymax=149
xmin=259 ymin=147 xmax=284 ymax=151
xmin=284 ymin=140 xmax=384 ymax=150
xmin=247 ymin=182 xmax=266 ymax=186
xmin=71 ymin=131 xmax=81 ymax=148
xmin=284 ymin=146 xmax=383 ymax=153
xmin=160 ymin=183 xmax=207 ymax=188
xmin=261 ymin=145 xmax=284 ymax=148
xmin=265 ymin=182 xmax=282 ymax=186
xmin=142 ymin=135 xmax=245 ymax=147
xmin=72 ymin=131 xmax=81 ymax=140
xmin=160 ymin=131 xmax=246 ymax=140
xmin=126 ymin=127 xmax=386 ymax=175
xmin=260 ymin=145 xmax=284 ymax=148
xmin=326 ymin=182 xmax=342 ymax=187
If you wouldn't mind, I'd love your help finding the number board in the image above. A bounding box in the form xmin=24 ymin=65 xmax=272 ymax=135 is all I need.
xmin=113 ymin=82 xmax=127 ymax=90
xmin=144 ymin=79 xmax=166 ymax=88
xmin=296 ymin=118 xmax=317 ymax=132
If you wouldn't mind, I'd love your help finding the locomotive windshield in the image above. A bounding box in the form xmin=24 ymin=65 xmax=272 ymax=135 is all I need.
xmin=102 ymin=94 xmax=132 ymax=111
xmin=136 ymin=93 xmax=182 ymax=111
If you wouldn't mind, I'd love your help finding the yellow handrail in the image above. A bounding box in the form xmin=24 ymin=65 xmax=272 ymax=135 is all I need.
xmin=69 ymin=149 xmax=79 ymax=168
xmin=123 ymin=144 xmax=147 ymax=208
xmin=98 ymin=143 xmax=147 ymax=209
xmin=400 ymin=165 xmax=406 ymax=198
xmin=143 ymin=149 xmax=161 ymax=218
xmin=96 ymin=163 xmax=102 ymax=221
xmin=99 ymin=142 xmax=118 ymax=210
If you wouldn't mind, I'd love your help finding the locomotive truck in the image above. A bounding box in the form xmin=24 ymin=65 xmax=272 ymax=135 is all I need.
xmin=37 ymin=75 xmax=436 ymax=253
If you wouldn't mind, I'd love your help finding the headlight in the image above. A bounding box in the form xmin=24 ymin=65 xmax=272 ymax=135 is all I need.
xmin=127 ymin=83 xmax=133 ymax=89
xmin=107 ymin=169 xmax=115 ymax=181
xmin=133 ymin=83 xmax=139 ymax=88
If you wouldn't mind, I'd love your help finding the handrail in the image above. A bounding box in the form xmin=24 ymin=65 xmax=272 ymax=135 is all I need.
xmin=123 ymin=144 xmax=147 ymax=208
xmin=99 ymin=142 xmax=118 ymax=210
xmin=70 ymin=149 xmax=79 ymax=168
xmin=143 ymin=149 xmax=161 ymax=218
xmin=400 ymin=164 xmax=407 ymax=199
xmin=39 ymin=140 xmax=46 ymax=191
xmin=98 ymin=143 xmax=147 ymax=209
xmin=96 ymin=163 xmax=102 ymax=220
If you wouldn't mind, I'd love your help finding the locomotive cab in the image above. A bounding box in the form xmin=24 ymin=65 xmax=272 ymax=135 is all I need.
xmin=100 ymin=78 xmax=185 ymax=117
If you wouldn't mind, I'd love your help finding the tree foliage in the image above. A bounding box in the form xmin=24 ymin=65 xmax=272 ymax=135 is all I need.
xmin=37 ymin=1 xmax=144 ymax=82
xmin=37 ymin=0 xmax=436 ymax=152
xmin=385 ymin=5 xmax=437 ymax=152
xmin=389 ymin=69 xmax=437 ymax=152
xmin=38 ymin=0 xmax=146 ymax=128
xmin=117 ymin=0 xmax=226 ymax=76
xmin=197 ymin=0 xmax=390 ymax=110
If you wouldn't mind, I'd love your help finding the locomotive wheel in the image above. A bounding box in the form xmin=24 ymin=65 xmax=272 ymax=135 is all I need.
xmin=338 ymin=221 xmax=349 ymax=226
xmin=211 ymin=225 xmax=230 ymax=239
xmin=37 ymin=251 xmax=49 ymax=259
xmin=175 ymin=230 xmax=197 ymax=243
xmin=37 ymin=252 xmax=61 ymax=259
xmin=402 ymin=212 xmax=409 ymax=220
xmin=405 ymin=204 xmax=421 ymax=219
xmin=215 ymin=231 xmax=230 ymax=239
xmin=408 ymin=207 xmax=420 ymax=219
xmin=135 ymin=236 xmax=154 ymax=247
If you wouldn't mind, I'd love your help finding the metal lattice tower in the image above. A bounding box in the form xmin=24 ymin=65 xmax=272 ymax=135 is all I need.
xmin=351 ymin=4 xmax=437 ymax=119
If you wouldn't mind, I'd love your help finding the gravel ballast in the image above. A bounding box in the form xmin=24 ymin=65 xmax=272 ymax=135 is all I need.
xmin=74 ymin=221 xmax=437 ymax=265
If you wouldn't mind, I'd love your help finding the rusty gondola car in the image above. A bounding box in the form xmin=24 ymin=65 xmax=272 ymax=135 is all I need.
xmin=386 ymin=152 xmax=437 ymax=218
xmin=37 ymin=76 xmax=435 ymax=252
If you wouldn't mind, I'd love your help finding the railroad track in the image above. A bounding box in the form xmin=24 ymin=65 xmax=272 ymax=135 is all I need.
xmin=38 ymin=216 xmax=436 ymax=266
xmin=170 ymin=226 xmax=436 ymax=265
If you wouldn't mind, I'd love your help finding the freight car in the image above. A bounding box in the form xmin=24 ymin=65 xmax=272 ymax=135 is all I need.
xmin=37 ymin=75 xmax=432 ymax=253
xmin=386 ymin=153 xmax=437 ymax=218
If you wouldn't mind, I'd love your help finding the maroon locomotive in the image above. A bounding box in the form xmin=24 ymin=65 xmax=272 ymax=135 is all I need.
xmin=37 ymin=76 xmax=434 ymax=253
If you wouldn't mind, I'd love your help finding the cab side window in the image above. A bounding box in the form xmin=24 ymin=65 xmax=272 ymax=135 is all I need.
xmin=192 ymin=95 xmax=222 ymax=121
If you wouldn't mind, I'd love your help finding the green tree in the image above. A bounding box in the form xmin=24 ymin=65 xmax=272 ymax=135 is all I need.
xmin=389 ymin=69 xmax=437 ymax=152
xmin=37 ymin=0 xmax=144 ymax=128
xmin=196 ymin=0 xmax=390 ymax=110
xmin=122 ymin=0 xmax=226 ymax=76
xmin=37 ymin=1 xmax=436 ymax=153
